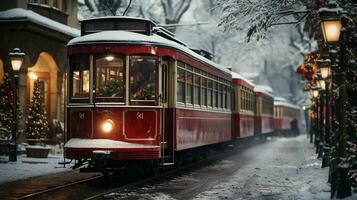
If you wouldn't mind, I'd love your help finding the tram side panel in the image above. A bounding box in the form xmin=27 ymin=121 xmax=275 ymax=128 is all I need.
xmin=174 ymin=108 xmax=231 ymax=151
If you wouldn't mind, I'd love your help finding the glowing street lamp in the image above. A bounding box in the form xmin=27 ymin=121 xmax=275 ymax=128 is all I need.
xmin=317 ymin=59 xmax=331 ymax=79
xmin=318 ymin=79 xmax=326 ymax=90
xmin=319 ymin=7 xmax=342 ymax=44
xmin=8 ymin=48 xmax=25 ymax=162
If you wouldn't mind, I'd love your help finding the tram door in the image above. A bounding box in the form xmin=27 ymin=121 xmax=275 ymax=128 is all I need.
xmin=161 ymin=60 xmax=173 ymax=165
xmin=161 ymin=60 xmax=168 ymax=146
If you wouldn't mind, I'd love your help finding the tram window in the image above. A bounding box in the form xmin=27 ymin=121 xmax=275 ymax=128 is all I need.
xmin=213 ymin=81 xmax=218 ymax=108
xmin=241 ymin=89 xmax=244 ymax=110
xmin=194 ymin=74 xmax=200 ymax=105
xmin=70 ymin=54 xmax=89 ymax=102
xmin=207 ymin=79 xmax=213 ymax=107
xmin=227 ymin=87 xmax=231 ymax=110
xmin=218 ymin=84 xmax=222 ymax=109
xmin=223 ymin=85 xmax=227 ymax=109
xmin=177 ymin=67 xmax=185 ymax=103
xmin=95 ymin=55 xmax=125 ymax=101
xmin=130 ymin=55 xmax=157 ymax=101
xmin=201 ymin=78 xmax=207 ymax=106
xmin=186 ymin=70 xmax=193 ymax=104
xmin=186 ymin=65 xmax=193 ymax=72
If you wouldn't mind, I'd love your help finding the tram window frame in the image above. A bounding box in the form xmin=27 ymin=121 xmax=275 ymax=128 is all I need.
xmin=207 ymin=78 xmax=213 ymax=108
xmin=185 ymin=66 xmax=193 ymax=105
xmin=201 ymin=76 xmax=207 ymax=107
xmin=94 ymin=54 xmax=125 ymax=103
xmin=69 ymin=54 xmax=90 ymax=103
xmin=227 ymin=85 xmax=231 ymax=110
xmin=218 ymin=82 xmax=222 ymax=109
xmin=177 ymin=62 xmax=186 ymax=104
xmin=129 ymin=55 xmax=159 ymax=105
xmin=213 ymin=80 xmax=218 ymax=109
xmin=193 ymin=70 xmax=201 ymax=106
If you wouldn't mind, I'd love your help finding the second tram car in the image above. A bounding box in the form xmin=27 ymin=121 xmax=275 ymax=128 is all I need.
xmin=254 ymin=86 xmax=275 ymax=135
xmin=231 ymin=71 xmax=255 ymax=139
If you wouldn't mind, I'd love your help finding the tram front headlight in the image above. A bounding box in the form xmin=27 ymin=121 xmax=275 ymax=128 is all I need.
xmin=102 ymin=119 xmax=114 ymax=133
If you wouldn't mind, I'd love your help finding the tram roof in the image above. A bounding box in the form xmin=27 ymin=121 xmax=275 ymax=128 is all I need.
xmin=231 ymin=71 xmax=255 ymax=87
xmin=274 ymin=97 xmax=300 ymax=109
xmin=67 ymin=30 xmax=232 ymax=76
xmin=254 ymin=85 xmax=274 ymax=97
xmin=80 ymin=16 xmax=153 ymax=22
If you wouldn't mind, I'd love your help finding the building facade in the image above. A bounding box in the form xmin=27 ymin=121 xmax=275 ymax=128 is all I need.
xmin=0 ymin=0 xmax=79 ymax=141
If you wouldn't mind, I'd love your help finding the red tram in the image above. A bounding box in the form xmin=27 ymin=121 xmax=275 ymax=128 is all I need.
xmin=232 ymin=71 xmax=255 ymax=138
xmin=254 ymin=86 xmax=275 ymax=135
xmin=274 ymin=97 xmax=301 ymax=132
xmin=64 ymin=16 xmax=301 ymax=173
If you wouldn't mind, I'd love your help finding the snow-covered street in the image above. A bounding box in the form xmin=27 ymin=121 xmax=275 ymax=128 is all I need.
xmin=193 ymin=135 xmax=330 ymax=200
xmin=102 ymin=135 xmax=337 ymax=200
xmin=0 ymin=153 xmax=70 ymax=184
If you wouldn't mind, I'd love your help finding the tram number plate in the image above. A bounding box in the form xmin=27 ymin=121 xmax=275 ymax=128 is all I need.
xmin=136 ymin=112 xmax=144 ymax=119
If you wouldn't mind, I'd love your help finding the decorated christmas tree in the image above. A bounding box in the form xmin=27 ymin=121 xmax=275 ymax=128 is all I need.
xmin=0 ymin=73 xmax=14 ymax=140
xmin=25 ymin=80 xmax=49 ymax=140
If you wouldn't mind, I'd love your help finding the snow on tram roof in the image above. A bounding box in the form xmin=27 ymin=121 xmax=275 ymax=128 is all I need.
xmin=274 ymin=97 xmax=300 ymax=109
xmin=80 ymin=16 xmax=152 ymax=22
xmin=67 ymin=30 xmax=232 ymax=76
xmin=254 ymin=85 xmax=274 ymax=97
xmin=231 ymin=71 xmax=255 ymax=87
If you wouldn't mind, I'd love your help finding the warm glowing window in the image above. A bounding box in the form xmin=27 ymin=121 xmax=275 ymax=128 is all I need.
xmin=130 ymin=55 xmax=157 ymax=101
xmin=95 ymin=55 xmax=125 ymax=102
xmin=70 ymin=54 xmax=89 ymax=102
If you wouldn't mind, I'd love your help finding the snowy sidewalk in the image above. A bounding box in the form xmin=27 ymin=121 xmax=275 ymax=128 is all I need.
xmin=0 ymin=154 xmax=70 ymax=184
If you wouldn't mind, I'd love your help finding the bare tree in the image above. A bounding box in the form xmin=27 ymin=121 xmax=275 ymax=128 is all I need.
xmin=159 ymin=0 xmax=192 ymax=32
xmin=79 ymin=0 xmax=193 ymax=33
xmin=83 ymin=0 xmax=127 ymax=16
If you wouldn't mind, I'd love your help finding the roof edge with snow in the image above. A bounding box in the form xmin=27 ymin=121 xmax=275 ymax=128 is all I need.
xmin=0 ymin=8 xmax=80 ymax=37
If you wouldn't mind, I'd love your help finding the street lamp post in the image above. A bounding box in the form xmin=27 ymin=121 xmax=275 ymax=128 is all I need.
xmin=320 ymin=3 xmax=352 ymax=198
xmin=318 ymin=59 xmax=332 ymax=168
xmin=311 ymin=87 xmax=320 ymax=151
xmin=8 ymin=48 xmax=25 ymax=162
xmin=317 ymin=78 xmax=325 ymax=159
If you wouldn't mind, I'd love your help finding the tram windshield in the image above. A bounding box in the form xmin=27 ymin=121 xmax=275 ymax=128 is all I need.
xmin=70 ymin=54 xmax=90 ymax=102
xmin=130 ymin=55 xmax=157 ymax=101
xmin=95 ymin=55 xmax=125 ymax=102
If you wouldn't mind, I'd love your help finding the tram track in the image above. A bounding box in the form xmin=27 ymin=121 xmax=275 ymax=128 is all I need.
xmin=85 ymin=139 xmax=262 ymax=200
xmin=11 ymin=137 xmax=266 ymax=200
xmin=18 ymin=174 xmax=104 ymax=200
xmin=17 ymin=159 xmax=213 ymax=200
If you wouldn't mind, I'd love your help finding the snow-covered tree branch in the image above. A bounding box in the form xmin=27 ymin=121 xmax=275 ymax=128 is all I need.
xmin=217 ymin=0 xmax=313 ymax=42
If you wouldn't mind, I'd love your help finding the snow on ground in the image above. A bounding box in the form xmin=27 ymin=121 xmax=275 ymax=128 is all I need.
xmin=0 ymin=153 xmax=71 ymax=184
xmin=192 ymin=135 xmax=331 ymax=200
